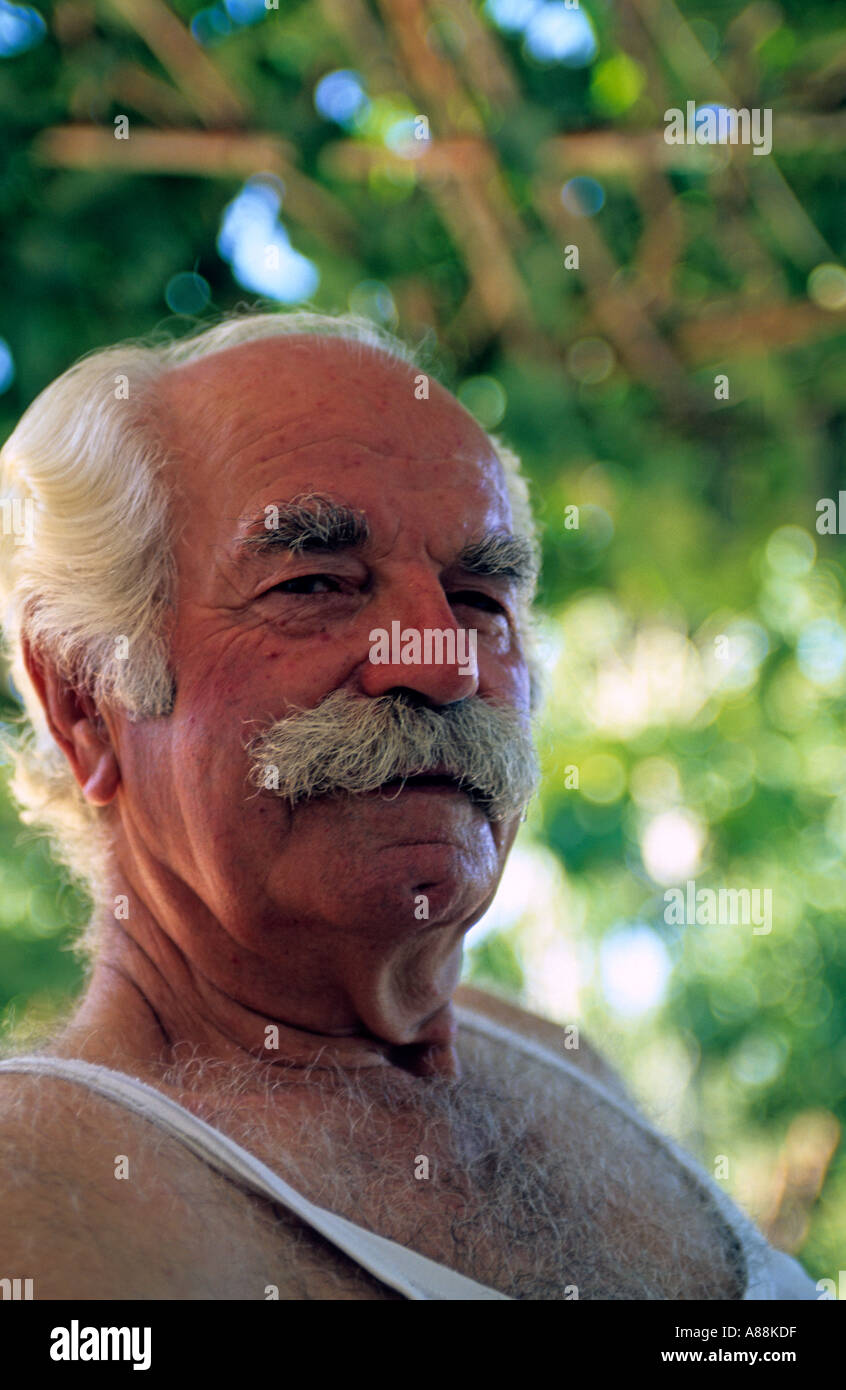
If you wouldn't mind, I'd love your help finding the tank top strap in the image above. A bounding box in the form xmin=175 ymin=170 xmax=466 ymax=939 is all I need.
xmin=0 ymin=1053 xmax=508 ymax=1302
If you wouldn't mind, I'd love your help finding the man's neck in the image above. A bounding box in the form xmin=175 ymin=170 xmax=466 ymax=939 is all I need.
xmin=51 ymin=923 xmax=461 ymax=1082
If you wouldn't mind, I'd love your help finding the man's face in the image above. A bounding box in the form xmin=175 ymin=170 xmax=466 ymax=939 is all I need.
xmin=103 ymin=336 xmax=533 ymax=1041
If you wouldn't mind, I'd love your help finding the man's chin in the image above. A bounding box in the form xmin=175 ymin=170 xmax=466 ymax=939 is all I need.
xmin=332 ymin=841 xmax=498 ymax=935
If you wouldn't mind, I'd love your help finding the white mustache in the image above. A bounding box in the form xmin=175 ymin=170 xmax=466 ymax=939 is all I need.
xmin=244 ymin=690 xmax=539 ymax=823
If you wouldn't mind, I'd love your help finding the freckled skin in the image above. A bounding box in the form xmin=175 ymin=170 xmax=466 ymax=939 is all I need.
xmin=26 ymin=336 xmax=532 ymax=1079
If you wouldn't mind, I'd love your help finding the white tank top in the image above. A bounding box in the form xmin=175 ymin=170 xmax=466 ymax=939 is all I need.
xmin=0 ymin=1006 xmax=818 ymax=1301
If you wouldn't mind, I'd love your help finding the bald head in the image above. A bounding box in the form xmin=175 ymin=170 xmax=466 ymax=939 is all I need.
xmin=150 ymin=334 xmax=516 ymax=618
xmin=155 ymin=332 xmax=500 ymax=492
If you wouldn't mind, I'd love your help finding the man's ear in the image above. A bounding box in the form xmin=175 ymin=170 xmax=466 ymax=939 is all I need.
xmin=21 ymin=636 xmax=120 ymax=807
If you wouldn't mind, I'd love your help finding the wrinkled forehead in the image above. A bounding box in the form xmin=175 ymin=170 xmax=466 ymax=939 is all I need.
xmin=149 ymin=334 xmax=511 ymax=569
xmin=153 ymin=335 xmax=512 ymax=541
xmin=156 ymin=335 xmax=497 ymax=464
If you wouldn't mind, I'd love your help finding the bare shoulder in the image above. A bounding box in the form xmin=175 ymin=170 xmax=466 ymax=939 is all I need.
xmin=0 ymin=1066 xmax=305 ymax=1299
xmin=0 ymin=1068 xmax=212 ymax=1297
xmin=453 ymin=984 xmax=631 ymax=1100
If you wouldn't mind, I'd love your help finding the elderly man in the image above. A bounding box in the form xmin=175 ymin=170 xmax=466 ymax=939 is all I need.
xmin=0 ymin=311 xmax=816 ymax=1300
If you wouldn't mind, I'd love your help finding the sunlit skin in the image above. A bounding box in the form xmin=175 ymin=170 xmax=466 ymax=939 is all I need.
xmin=24 ymin=337 xmax=532 ymax=1081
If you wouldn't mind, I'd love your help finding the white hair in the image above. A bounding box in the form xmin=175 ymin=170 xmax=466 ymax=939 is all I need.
xmin=0 ymin=309 xmax=540 ymax=958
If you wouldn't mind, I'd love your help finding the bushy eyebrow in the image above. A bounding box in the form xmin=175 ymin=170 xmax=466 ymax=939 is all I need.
xmin=455 ymin=533 xmax=538 ymax=591
xmin=234 ymin=496 xmax=370 ymax=560
xmin=233 ymin=494 xmax=538 ymax=590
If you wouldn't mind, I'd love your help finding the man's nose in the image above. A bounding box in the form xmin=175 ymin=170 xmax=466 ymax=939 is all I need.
xmin=358 ymin=581 xmax=479 ymax=705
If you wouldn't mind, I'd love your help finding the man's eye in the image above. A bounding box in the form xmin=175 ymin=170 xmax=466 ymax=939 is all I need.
xmin=449 ymin=590 xmax=506 ymax=615
xmin=270 ymin=574 xmax=342 ymax=595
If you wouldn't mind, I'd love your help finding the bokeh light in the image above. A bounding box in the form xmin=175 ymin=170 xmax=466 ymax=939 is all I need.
xmin=590 ymin=53 xmax=646 ymax=115
xmin=484 ymin=0 xmax=542 ymax=33
xmin=630 ymin=758 xmax=681 ymax=810
xmin=580 ymin=752 xmax=626 ymax=804
xmin=524 ymin=3 xmax=598 ymax=66
xmin=600 ymin=925 xmax=672 ymax=1018
xmin=641 ymin=810 xmax=705 ymax=884
xmin=702 ymin=618 xmax=769 ymax=694
xmin=0 ymin=0 xmax=45 ymax=57
xmin=729 ymin=1032 xmax=788 ymax=1088
xmin=223 ymin=0 xmax=266 ymax=25
xmin=165 ymin=272 xmax=212 ymax=316
xmin=808 ymin=263 xmax=846 ymax=312
xmin=765 ymin=525 xmax=816 ymax=577
xmin=0 ymin=339 xmax=15 ymax=393
xmin=314 ymin=70 xmax=369 ymax=126
xmin=567 ymin=337 xmax=615 ymax=384
xmin=217 ymin=179 xmax=319 ymax=303
xmin=383 ymin=115 xmax=430 ymax=157
xmin=797 ymin=619 xmax=846 ymax=686
xmin=347 ymin=280 xmax=398 ymax=327
xmin=694 ymin=103 xmax=738 ymax=142
xmin=561 ymin=176 xmax=605 ymax=216
xmin=457 ymin=375 xmax=507 ymax=428
xmin=190 ymin=4 xmax=233 ymax=45
xmin=190 ymin=0 xmax=266 ymax=43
